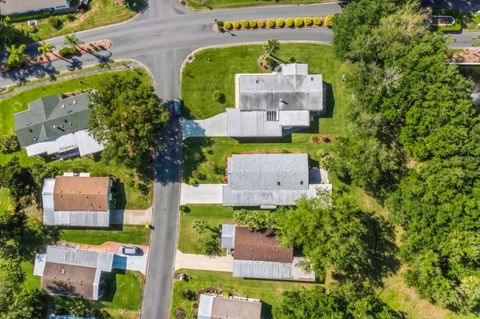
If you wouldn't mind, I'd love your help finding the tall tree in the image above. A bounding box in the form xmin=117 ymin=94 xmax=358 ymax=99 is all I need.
xmin=88 ymin=74 xmax=169 ymax=172
xmin=37 ymin=42 xmax=55 ymax=60
xmin=5 ymin=44 xmax=29 ymax=69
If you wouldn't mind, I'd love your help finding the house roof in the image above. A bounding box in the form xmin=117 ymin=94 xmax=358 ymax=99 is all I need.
xmin=233 ymin=227 xmax=293 ymax=263
xmin=227 ymin=153 xmax=309 ymax=191
xmin=198 ymin=294 xmax=262 ymax=319
xmin=45 ymin=245 xmax=113 ymax=271
xmin=14 ymin=93 xmax=91 ymax=148
xmin=0 ymin=0 xmax=69 ymax=15
xmin=237 ymin=64 xmax=323 ymax=112
xmin=53 ymin=176 xmax=110 ymax=212
xmin=42 ymin=262 xmax=96 ymax=299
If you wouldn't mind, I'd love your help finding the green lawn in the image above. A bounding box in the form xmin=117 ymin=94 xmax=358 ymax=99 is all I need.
xmin=103 ymin=270 xmax=144 ymax=311
xmin=182 ymin=43 xmax=352 ymax=133
xmin=178 ymin=205 xmax=234 ymax=254
xmin=0 ymin=188 xmax=13 ymax=212
xmin=0 ymin=68 xmax=153 ymax=209
xmin=187 ymin=0 xmax=331 ymax=10
xmin=60 ymin=225 xmax=149 ymax=245
xmin=21 ymin=261 xmax=41 ymax=290
xmin=12 ymin=0 xmax=138 ymax=43
xmin=170 ymin=269 xmax=316 ymax=318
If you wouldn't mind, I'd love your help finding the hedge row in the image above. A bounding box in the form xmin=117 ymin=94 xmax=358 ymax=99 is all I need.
xmin=220 ymin=15 xmax=333 ymax=31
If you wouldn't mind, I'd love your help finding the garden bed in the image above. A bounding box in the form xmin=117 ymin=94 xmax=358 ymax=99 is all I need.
xmin=217 ymin=15 xmax=334 ymax=32
xmin=31 ymin=39 xmax=112 ymax=64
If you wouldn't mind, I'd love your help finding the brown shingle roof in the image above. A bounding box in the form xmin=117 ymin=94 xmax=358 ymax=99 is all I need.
xmin=233 ymin=227 xmax=293 ymax=263
xmin=53 ymin=176 xmax=110 ymax=212
xmin=42 ymin=262 xmax=96 ymax=299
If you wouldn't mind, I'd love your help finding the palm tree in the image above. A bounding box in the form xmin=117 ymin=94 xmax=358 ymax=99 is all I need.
xmin=5 ymin=44 xmax=29 ymax=69
xmin=64 ymin=33 xmax=81 ymax=49
xmin=263 ymin=38 xmax=280 ymax=57
xmin=37 ymin=42 xmax=55 ymax=60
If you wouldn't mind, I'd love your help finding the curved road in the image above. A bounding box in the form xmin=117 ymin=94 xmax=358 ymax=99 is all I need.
xmin=1 ymin=1 xmax=479 ymax=318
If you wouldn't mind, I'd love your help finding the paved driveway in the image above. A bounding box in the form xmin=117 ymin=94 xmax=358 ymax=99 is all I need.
xmin=180 ymin=183 xmax=223 ymax=204
xmin=175 ymin=250 xmax=233 ymax=272
xmin=110 ymin=207 xmax=153 ymax=225
xmin=182 ymin=112 xmax=228 ymax=138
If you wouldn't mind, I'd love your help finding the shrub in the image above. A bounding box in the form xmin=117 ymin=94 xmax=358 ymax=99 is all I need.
xmin=216 ymin=20 xmax=224 ymax=27
xmin=258 ymin=20 xmax=265 ymax=28
xmin=181 ymin=288 xmax=196 ymax=300
xmin=233 ymin=21 xmax=241 ymax=29
xmin=179 ymin=205 xmax=190 ymax=213
xmin=188 ymin=178 xmax=197 ymax=185
xmin=58 ymin=46 xmax=78 ymax=57
xmin=276 ymin=18 xmax=285 ymax=28
xmin=294 ymin=17 xmax=304 ymax=27
xmin=241 ymin=20 xmax=249 ymax=29
xmin=224 ymin=21 xmax=232 ymax=30
xmin=313 ymin=16 xmax=323 ymax=26
xmin=266 ymin=19 xmax=275 ymax=28
xmin=66 ymin=14 xmax=76 ymax=22
xmin=48 ymin=16 xmax=62 ymax=29
xmin=192 ymin=170 xmax=206 ymax=181
xmin=175 ymin=308 xmax=187 ymax=319
xmin=249 ymin=20 xmax=257 ymax=28
xmin=26 ymin=26 xmax=38 ymax=33
xmin=304 ymin=17 xmax=313 ymax=26
xmin=212 ymin=90 xmax=225 ymax=103
xmin=0 ymin=135 xmax=20 ymax=154
xmin=325 ymin=15 xmax=334 ymax=28
xmin=286 ymin=18 xmax=294 ymax=28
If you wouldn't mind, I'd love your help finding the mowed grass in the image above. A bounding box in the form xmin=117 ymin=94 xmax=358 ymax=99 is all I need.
xmin=178 ymin=205 xmax=234 ymax=254
xmin=103 ymin=270 xmax=144 ymax=311
xmin=182 ymin=43 xmax=352 ymax=137
xmin=12 ymin=0 xmax=138 ymax=42
xmin=60 ymin=225 xmax=150 ymax=245
xmin=0 ymin=69 xmax=153 ymax=209
xmin=0 ymin=188 xmax=13 ymax=212
xmin=170 ymin=269 xmax=316 ymax=318
xmin=187 ymin=0 xmax=332 ymax=10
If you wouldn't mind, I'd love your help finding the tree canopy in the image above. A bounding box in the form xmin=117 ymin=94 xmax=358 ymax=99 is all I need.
xmin=88 ymin=74 xmax=169 ymax=172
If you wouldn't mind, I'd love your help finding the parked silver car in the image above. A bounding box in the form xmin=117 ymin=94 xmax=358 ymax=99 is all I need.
xmin=119 ymin=246 xmax=140 ymax=256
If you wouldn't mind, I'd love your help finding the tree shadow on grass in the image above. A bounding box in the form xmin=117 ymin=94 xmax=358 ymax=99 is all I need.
xmin=320 ymin=81 xmax=335 ymax=119
xmin=182 ymin=137 xmax=213 ymax=181
xmin=261 ymin=302 xmax=273 ymax=319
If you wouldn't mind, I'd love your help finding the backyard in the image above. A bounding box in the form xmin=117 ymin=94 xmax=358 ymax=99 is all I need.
xmin=60 ymin=225 xmax=150 ymax=245
xmin=0 ymin=68 xmax=153 ymax=210
xmin=186 ymin=0 xmax=331 ymax=10
xmin=170 ymin=269 xmax=316 ymax=318
xmin=12 ymin=0 xmax=141 ymax=42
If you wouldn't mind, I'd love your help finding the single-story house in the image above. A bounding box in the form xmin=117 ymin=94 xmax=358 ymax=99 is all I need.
xmin=221 ymin=225 xmax=315 ymax=282
xmin=227 ymin=63 xmax=325 ymax=137
xmin=222 ymin=153 xmax=331 ymax=208
xmin=42 ymin=173 xmax=112 ymax=227
xmin=14 ymin=93 xmax=104 ymax=159
xmin=33 ymin=245 xmax=114 ymax=300
xmin=0 ymin=0 xmax=72 ymax=16
xmin=198 ymin=294 xmax=262 ymax=319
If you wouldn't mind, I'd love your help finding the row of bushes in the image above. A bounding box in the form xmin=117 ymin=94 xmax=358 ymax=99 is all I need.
xmin=219 ymin=15 xmax=334 ymax=31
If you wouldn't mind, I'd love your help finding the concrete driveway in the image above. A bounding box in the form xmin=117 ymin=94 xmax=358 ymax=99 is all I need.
xmin=182 ymin=112 xmax=228 ymax=138
xmin=110 ymin=207 xmax=152 ymax=225
xmin=180 ymin=183 xmax=223 ymax=204
xmin=175 ymin=250 xmax=233 ymax=272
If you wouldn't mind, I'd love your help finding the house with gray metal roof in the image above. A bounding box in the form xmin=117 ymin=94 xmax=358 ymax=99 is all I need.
xmin=221 ymin=225 xmax=315 ymax=282
xmin=14 ymin=93 xmax=104 ymax=159
xmin=198 ymin=294 xmax=262 ymax=319
xmin=0 ymin=0 xmax=72 ymax=16
xmin=42 ymin=173 xmax=112 ymax=227
xmin=33 ymin=245 xmax=114 ymax=300
xmin=222 ymin=153 xmax=331 ymax=208
xmin=227 ymin=63 xmax=325 ymax=137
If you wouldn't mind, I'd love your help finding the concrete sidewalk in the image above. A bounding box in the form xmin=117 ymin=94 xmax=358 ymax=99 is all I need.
xmin=175 ymin=250 xmax=233 ymax=272
xmin=182 ymin=112 xmax=228 ymax=139
xmin=180 ymin=183 xmax=223 ymax=204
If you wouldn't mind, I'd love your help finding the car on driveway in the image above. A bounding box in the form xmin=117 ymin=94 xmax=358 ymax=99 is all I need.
xmin=119 ymin=246 xmax=141 ymax=256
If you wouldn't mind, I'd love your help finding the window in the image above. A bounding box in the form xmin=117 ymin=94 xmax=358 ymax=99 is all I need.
xmin=267 ymin=110 xmax=278 ymax=121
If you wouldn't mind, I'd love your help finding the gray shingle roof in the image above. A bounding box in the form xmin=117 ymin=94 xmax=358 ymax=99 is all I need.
xmin=237 ymin=64 xmax=323 ymax=112
xmin=14 ymin=93 xmax=91 ymax=148
xmin=0 ymin=0 xmax=69 ymax=15
xmin=226 ymin=153 xmax=309 ymax=191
